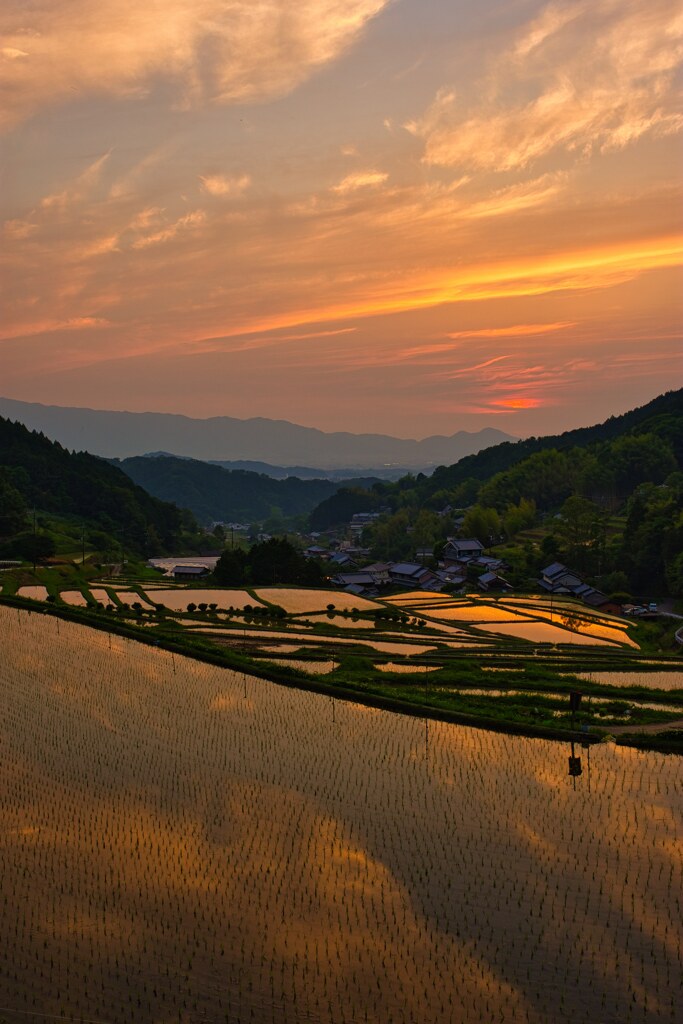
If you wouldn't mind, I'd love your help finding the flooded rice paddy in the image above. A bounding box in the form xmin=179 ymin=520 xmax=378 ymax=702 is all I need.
xmin=0 ymin=605 xmax=681 ymax=1023
xmin=146 ymin=587 xmax=262 ymax=610
xmin=58 ymin=589 xmax=90 ymax=606
xmin=571 ymin=671 xmax=683 ymax=691
xmin=255 ymin=588 xmax=380 ymax=613
xmin=475 ymin=620 xmax=620 ymax=645
xmin=15 ymin=584 xmax=48 ymax=600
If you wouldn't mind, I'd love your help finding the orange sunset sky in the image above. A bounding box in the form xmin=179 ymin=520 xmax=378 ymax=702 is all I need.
xmin=1 ymin=0 xmax=681 ymax=438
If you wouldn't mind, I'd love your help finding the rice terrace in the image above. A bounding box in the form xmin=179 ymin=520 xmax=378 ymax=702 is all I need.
xmin=0 ymin=580 xmax=682 ymax=1022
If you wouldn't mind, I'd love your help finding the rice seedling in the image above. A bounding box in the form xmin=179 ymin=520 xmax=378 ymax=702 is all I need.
xmin=0 ymin=605 xmax=680 ymax=1022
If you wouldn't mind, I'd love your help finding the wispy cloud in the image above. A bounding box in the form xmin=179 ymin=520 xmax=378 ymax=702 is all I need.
xmin=130 ymin=210 xmax=206 ymax=250
xmin=0 ymin=316 xmax=110 ymax=342
xmin=39 ymin=152 xmax=112 ymax=212
xmin=408 ymin=0 xmax=683 ymax=172
xmin=332 ymin=170 xmax=389 ymax=194
xmin=200 ymin=174 xmax=251 ymax=198
xmin=0 ymin=0 xmax=391 ymax=130
xmin=446 ymin=322 xmax=575 ymax=340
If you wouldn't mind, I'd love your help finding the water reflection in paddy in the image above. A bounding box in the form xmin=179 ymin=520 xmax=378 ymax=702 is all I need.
xmin=16 ymin=585 xmax=48 ymax=600
xmin=496 ymin=604 xmax=637 ymax=646
xmin=570 ymin=671 xmax=683 ymax=691
xmin=0 ymin=606 xmax=680 ymax=1024
xmin=476 ymin=620 xmax=619 ymax=645
xmin=255 ymin=588 xmax=380 ymax=613
xmin=59 ymin=590 xmax=89 ymax=606
xmin=145 ymin=588 xmax=264 ymax=610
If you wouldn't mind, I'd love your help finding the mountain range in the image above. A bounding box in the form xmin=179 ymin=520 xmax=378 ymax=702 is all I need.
xmin=0 ymin=398 xmax=515 ymax=472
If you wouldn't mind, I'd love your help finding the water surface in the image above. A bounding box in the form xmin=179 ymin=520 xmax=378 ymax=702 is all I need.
xmin=0 ymin=606 xmax=680 ymax=1024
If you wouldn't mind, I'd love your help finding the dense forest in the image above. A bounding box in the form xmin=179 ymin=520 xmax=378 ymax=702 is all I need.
xmin=309 ymin=390 xmax=683 ymax=596
xmin=0 ymin=417 xmax=197 ymax=558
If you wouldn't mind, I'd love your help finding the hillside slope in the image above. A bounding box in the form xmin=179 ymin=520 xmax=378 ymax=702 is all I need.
xmin=310 ymin=388 xmax=683 ymax=528
xmin=0 ymin=417 xmax=194 ymax=553
xmin=114 ymin=454 xmax=379 ymax=524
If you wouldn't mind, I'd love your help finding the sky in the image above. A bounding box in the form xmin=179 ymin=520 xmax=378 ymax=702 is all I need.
xmin=1 ymin=0 xmax=681 ymax=439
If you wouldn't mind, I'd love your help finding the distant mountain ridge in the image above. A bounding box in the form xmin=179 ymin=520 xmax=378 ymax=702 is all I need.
xmin=0 ymin=398 xmax=515 ymax=470
xmin=144 ymin=452 xmax=412 ymax=481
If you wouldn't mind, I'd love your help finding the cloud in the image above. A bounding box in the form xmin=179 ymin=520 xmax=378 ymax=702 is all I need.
xmin=332 ymin=170 xmax=389 ymax=193
xmin=490 ymin=397 xmax=543 ymax=409
xmin=446 ymin=322 xmax=575 ymax=340
xmin=130 ymin=210 xmax=206 ymax=249
xmin=408 ymin=0 xmax=683 ymax=172
xmin=200 ymin=174 xmax=251 ymax=198
xmin=0 ymin=0 xmax=391 ymax=130
xmin=0 ymin=315 xmax=110 ymax=342
xmin=40 ymin=152 xmax=112 ymax=212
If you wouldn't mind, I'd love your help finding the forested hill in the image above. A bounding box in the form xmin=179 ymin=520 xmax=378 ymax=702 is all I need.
xmin=412 ymin=387 xmax=683 ymax=498
xmin=310 ymin=388 xmax=683 ymax=528
xmin=0 ymin=417 xmax=193 ymax=552
xmin=113 ymin=454 xmax=378 ymax=524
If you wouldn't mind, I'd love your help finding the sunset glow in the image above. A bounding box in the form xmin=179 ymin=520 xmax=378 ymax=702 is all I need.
xmin=1 ymin=0 xmax=681 ymax=436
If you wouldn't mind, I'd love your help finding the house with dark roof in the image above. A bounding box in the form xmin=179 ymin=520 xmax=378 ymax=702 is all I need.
xmin=388 ymin=562 xmax=441 ymax=590
xmin=172 ymin=564 xmax=211 ymax=580
xmin=537 ymin=563 xmax=609 ymax=609
xmin=478 ymin=571 xmax=513 ymax=592
xmin=434 ymin=567 xmax=467 ymax=588
xmin=443 ymin=538 xmax=485 ymax=563
xmin=330 ymin=571 xmax=378 ymax=595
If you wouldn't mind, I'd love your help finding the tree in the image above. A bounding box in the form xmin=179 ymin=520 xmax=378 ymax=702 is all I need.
xmin=553 ymin=496 xmax=606 ymax=574
xmin=461 ymin=506 xmax=501 ymax=546
xmin=0 ymin=469 xmax=27 ymax=537
xmin=502 ymin=498 xmax=536 ymax=539
xmin=214 ymin=537 xmax=323 ymax=587
xmin=10 ymin=531 xmax=56 ymax=564
xmin=364 ymin=510 xmax=412 ymax=561
xmin=213 ymin=547 xmax=248 ymax=585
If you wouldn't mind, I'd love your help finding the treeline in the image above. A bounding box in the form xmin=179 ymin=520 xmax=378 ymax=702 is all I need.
xmin=213 ymin=537 xmax=323 ymax=586
xmin=0 ymin=417 xmax=197 ymax=557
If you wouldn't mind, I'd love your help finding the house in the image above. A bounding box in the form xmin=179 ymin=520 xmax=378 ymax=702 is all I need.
xmin=538 ymin=562 xmax=583 ymax=593
xmin=349 ymin=512 xmax=382 ymax=537
xmin=304 ymin=545 xmax=328 ymax=559
xmin=172 ymin=564 xmax=210 ymax=580
xmin=478 ymin=571 xmax=513 ymax=592
xmin=415 ymin=546 xmax=435 ymax=563
xmin=388 ymin=562 xmax=442 ymax=591
xmin=364 ymin=562 xmax=392 ymax=586
xmin=537 ymin=563 xmax=614 ymax=612
xmin=443 ymin=538 xmax=485 ymax=563
xmin=330 ymin=571 xmax=378 ymax=595
xmin=434 ymin=567 xmax=467 ymax=588
xmin=471 ymin=555 xmax=509 ymax=572
xmin=328 ymin=551 xmax=356 ymax=569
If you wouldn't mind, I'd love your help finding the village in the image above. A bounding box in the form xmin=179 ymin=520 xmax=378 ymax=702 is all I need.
xmin=155 ymin=505 xmax=659 ymax=621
